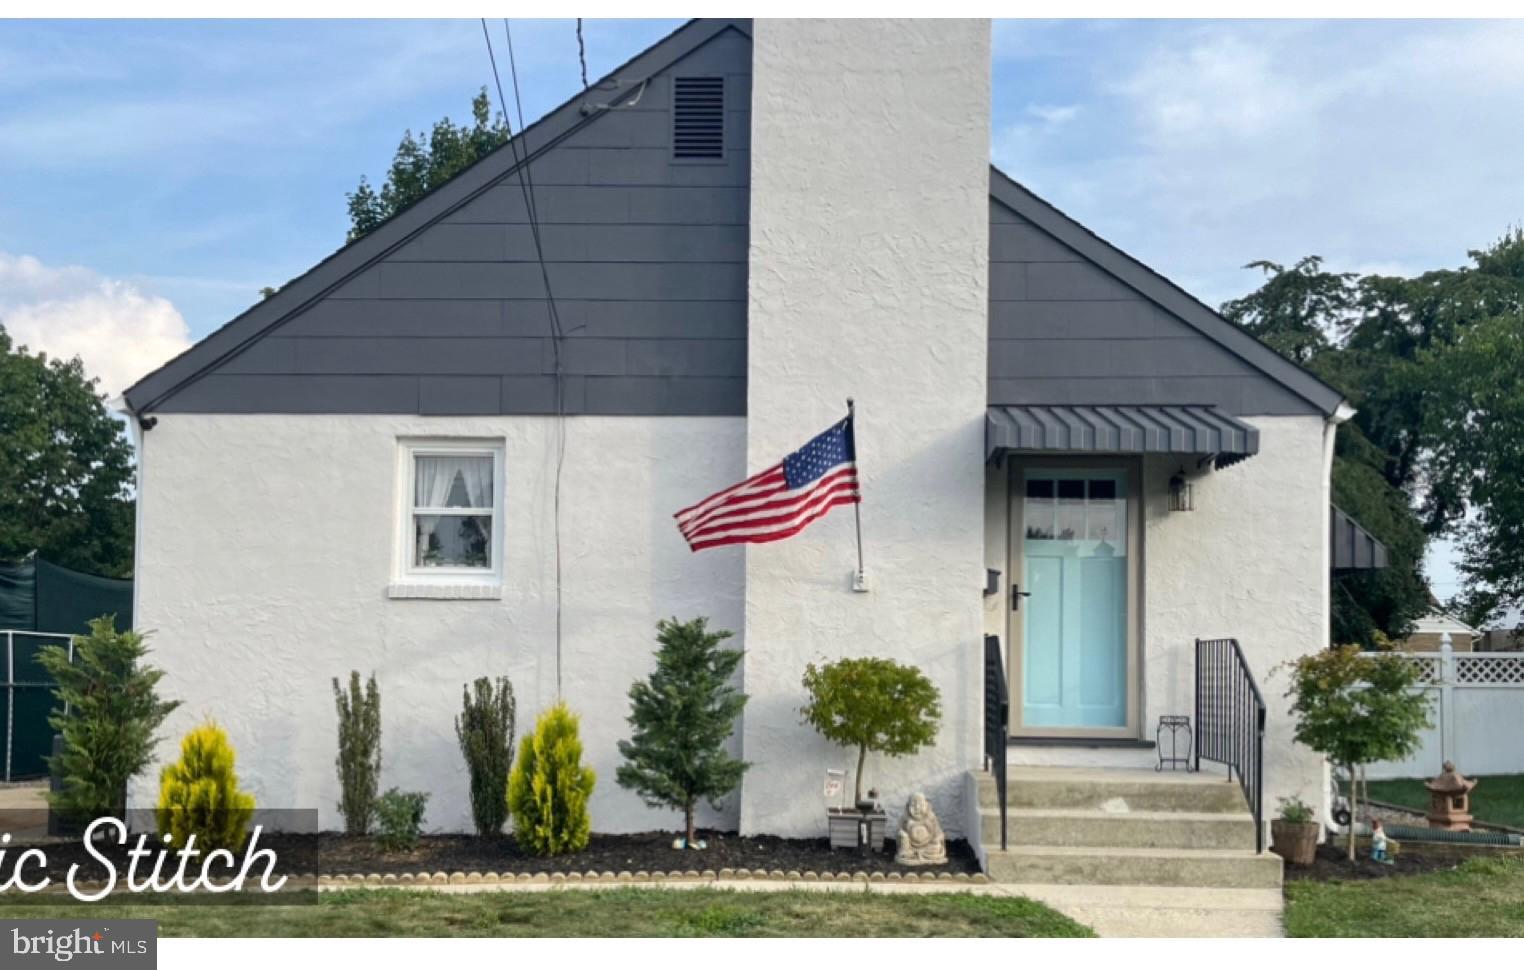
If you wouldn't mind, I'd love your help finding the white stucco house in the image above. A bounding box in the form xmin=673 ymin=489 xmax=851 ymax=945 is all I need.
xmin=122 ymin=19 xmax=1361 ymax=880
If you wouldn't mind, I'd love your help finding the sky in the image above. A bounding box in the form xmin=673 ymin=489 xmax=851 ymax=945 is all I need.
xmin=4 ymin=18 xmax=1524 ymax=601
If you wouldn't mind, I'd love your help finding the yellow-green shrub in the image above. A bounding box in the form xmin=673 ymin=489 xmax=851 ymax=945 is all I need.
xmin=156 ymin=721 xmax=256 ymax=852
xmin=507 ymin=703 xmax=595 ymax=855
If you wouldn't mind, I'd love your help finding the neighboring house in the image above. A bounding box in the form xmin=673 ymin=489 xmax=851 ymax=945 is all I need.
xmin=121 ymin=19 xmax=1357 ymax=841
xmin=1395 ymin=610 xmax=1481 ymax=653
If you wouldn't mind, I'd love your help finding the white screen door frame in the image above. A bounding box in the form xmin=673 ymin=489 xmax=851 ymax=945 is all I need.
xmin=1007 ymin=456 xmax=1142 ymax=739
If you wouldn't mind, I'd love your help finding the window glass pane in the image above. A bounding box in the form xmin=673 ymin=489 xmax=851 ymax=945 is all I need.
xmin=415 ymin=455 xmax=493 ymax=509
xmin=414 ymin=514 xmax=492 ymax=568
xmin=1056 ymin=478 xmax=1085 ymax=540
xmin=1025 ymin=479 xmax=1054 ymax=499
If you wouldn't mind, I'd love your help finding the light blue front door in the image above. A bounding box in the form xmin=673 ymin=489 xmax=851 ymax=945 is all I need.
xmin=1018 ymin=468 xmax=1130 ymax=731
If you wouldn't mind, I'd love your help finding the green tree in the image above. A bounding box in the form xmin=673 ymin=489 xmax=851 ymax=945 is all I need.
xmin=39 ymin=616 xmax=179 ymax=822
xmin=0 ymin=326 xmax=135 ymax=577
xmin=156 ymin=720 xmax=256 ymax=852
xmin=1422 ymin=305 xmax=1524 ymax=627
xmin=507 ymin=703 xmax=596 ymax=856
xmin=1282 ymin=645 xmax=1430 ymax=861
xmin=345 ymin=88 xmax=509 ymax=242
xmin=617 ymin=617 xmax=749 ymax=847
xmin=455 ymin=676 xmax=516 ymax=838
xmin=332 ymin=671 xmax=381 ymax=836
xmin=800 ymin=657 xmax=941 ymax=805
xmin=1220 ymin=256 xmax=1357 ymax=365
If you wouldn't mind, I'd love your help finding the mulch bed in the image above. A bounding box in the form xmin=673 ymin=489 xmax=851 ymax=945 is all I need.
xmin=14 ymin=830 xmax=978 ymax=884
xmin=315 ymin=830 xmax=981 ymax=878
xmin=1281 ymin=839 xmax=1522 ymax=882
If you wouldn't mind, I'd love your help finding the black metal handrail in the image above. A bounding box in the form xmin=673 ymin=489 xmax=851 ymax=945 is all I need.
xmin=984 ymin=634 xmax=1009 ymax=851
xmin=1195 ymin=637 xmax=1267 ymax=853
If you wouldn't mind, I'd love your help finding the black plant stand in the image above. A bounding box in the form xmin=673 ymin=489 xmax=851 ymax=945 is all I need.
xmin=1156 ymin=715 xmax=1193 ymax=772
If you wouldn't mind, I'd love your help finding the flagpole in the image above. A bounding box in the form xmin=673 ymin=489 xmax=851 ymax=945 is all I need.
xmin=847 ymin=397 xmax=866 ymax=591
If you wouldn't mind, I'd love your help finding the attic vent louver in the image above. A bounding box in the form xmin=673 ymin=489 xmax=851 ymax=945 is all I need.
xmin=673 ymin=76 xmax=724 ymax=160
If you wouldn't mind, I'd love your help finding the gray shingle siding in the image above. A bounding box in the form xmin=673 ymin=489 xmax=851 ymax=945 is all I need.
xmin=147 ymin=25 xmax=752 ymax=417
xmin=986 ymin=198 xmax=1328 ymax=416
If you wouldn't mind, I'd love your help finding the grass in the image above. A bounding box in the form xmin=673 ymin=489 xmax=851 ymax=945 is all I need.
xmin=1285 ymin=854 xmax=1524 ymax=937
xmin=10 ymin=888 xmax=1095 ymax=938
xmin=1367 ymin=773 xmax=1524 ymax=829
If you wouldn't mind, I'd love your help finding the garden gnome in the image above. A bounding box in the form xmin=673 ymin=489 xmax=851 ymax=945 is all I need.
xmin=1370 ymin=819 xmax=1394 ymax=865
xmin=1425 ymin=761 xmax=1477 ymax=831
xmin=895 ymin=792 xmax=947 ymax=866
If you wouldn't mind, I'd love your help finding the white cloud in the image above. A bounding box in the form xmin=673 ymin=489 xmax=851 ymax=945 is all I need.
xmin=993 ymin=20 xmax=1524 ymax=305
xmin=0 ymin=253 xmax=192 ymax=400
xmin=1026 ymin=103 xmax=1080 ymax=125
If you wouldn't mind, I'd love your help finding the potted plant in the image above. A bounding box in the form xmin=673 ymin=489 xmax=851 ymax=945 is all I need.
xmin=1270 ymin=795 xmax=1319 ymax=867
xmin=800 ymin=657 xmax=941 ymax=852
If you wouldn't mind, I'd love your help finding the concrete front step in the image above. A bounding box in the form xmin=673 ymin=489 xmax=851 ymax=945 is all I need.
xmin=995 ymin=884 xmax=1284 ymax=938
xmin=983 ymin=807 xmax=1257 ymax=850
xmin=986 ymin=844 xmax=1283 ymax=889
xmin=979 ymin=766 xmax=1248 ymax=814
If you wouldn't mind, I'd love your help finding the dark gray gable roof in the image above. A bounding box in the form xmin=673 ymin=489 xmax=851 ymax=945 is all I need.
xmin=123 ymin=18 xmax=752 ymax=416
xmin=987 ymin=166 xmax=1346 ymax=417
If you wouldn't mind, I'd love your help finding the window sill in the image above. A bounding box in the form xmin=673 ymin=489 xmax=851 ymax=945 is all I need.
xmin=386 ymin=582 xmax=502 ymax=601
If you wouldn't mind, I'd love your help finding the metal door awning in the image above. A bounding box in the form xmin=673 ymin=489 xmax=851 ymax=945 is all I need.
xmin=986 ymin=405 xmax=1260 ymax=469
xmin=1332 ymin=504 xmax=1390 ymax=571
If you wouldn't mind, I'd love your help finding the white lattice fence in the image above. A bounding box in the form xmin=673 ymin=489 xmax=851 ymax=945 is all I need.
xmin=1364 ymin=650 xmax=1524 ymax=779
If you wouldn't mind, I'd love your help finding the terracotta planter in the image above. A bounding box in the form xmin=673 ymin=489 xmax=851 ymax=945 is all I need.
xmin=1271 ymin=819 xmax=1319 ymax=866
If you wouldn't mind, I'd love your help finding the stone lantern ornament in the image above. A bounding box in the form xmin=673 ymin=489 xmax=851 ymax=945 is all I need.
xmin=1425 ymin=761 xmax=1478 ymax=831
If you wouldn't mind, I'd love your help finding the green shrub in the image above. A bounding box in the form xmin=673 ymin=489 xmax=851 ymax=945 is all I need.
xmin=507 ymin=703 xmax=596 ymax=855
xmin=332 ymin=671 xmax=382 ymax=836
xmin=617 ymin=617 xmax=748 ymax=846
xmin=156 ymin=720 xmax=256 ymax=852
xmin=375 ymin=788 xmax=429 ymax=852
xmin=455 ymin=676 xmax=516 ymax=838
xmin=800 ymin=657 xmax=942 ymax=805
xmin=1276 ymin=795 xmax=1315 ymax=825
xmin=39 ymin=616 xmax=180 ymax=823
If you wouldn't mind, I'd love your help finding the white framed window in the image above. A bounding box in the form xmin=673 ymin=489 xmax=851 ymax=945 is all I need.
xmin=393 ymin=439 xmax=505 ymax=592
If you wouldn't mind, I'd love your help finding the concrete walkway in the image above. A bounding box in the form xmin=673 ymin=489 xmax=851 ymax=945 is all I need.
xmin=328 ymin=873 xmax=1285 ymax=937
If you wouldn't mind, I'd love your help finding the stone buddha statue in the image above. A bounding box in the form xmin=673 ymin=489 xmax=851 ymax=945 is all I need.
xmin=895 ymin=792 xmax=947 ymax=866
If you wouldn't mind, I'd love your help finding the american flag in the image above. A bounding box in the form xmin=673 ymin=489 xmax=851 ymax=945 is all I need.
xmin=675 ymin=414 xmax=860 ymax=552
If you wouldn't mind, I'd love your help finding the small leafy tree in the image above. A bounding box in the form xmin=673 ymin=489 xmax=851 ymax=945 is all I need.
xmin=1283 ymin=645 xmax=1431 ymax=861
xmin=332 ymin=671 xmax=381 ymax=836
xmin=39 ymin=616 xmax=179 ymax=823
xmin=507 ymin=703 xmax=595 ymax=856
xmin=800 ymin=657 xmax=942 ymax=805
xmin=617 ymin=617 xmax=749 ymax=847
xmin=455 ymin=676 xmax=516 ymax=838
xmin=156 ymin=720 xmax=256 ymax=852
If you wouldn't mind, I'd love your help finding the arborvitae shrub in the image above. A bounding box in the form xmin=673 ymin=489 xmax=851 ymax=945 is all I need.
xmin=507 ymin=703 xmax=595 ymax=856
xmin=332 ymin=671 xmax=381 ymax=836
xmin=455 ymin=676 xmax=516 ymax=837
xmin=39 ymin=616 xmax=179 ymax=823
xmin=155 ymin=720 xmax=256 ymax=852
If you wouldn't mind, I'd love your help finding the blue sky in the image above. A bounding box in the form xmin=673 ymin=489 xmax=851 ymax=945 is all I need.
xmin=4 ymin=18 xmax=1524 ymax=599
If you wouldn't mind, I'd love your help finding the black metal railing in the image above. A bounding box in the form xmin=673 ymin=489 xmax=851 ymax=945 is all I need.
xmin=1195 ymin=637 xmax=1267 ymax=853
xmin=984 ymin=634 xmax=1009 ymax=850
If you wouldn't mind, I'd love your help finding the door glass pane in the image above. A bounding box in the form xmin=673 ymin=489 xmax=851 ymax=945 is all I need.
xmin=1056 ymin=478 xmax=1084 ymax=540
xmin=1024 ymin=478 xmax=1054 ymax=539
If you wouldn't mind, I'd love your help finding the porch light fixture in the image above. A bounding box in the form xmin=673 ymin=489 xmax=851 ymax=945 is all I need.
xmin=1169 ymin=468 xmax=1195 ymax=512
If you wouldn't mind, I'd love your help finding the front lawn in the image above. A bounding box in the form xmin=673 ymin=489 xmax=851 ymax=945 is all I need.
xmin=10 ymin=888 xmax=1095 ymax=938
xmin=1284 ymin=855 xmax=1524 ymax=937
xmin=1367 ymin=773 xmax=1524 ymax=829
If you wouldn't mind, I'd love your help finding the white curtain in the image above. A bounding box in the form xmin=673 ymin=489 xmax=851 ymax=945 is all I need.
xmin=415 ymin=457 xmax=459 ymax=508
xmin=459 ymin=457 xmax=493 ymax=509
xmin=415 ymin=455 xmax=492 ymax=509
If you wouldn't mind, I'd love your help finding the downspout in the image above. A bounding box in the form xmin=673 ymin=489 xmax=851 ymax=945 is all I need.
xmin=1318 ymin=401 xmax=1355 ymax=834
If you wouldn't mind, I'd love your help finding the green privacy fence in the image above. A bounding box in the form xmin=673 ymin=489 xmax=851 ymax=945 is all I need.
xmin=1 ymin=630 xmax=71 ymax=781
